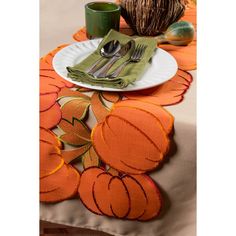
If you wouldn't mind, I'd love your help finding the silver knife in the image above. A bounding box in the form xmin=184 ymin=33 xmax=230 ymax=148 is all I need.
xmin=91 ymin=40 xmax=135 ymax=78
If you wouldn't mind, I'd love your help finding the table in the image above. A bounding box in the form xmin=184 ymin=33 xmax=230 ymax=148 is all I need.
xmin=40 ymin=1 xmax=196 ymax=235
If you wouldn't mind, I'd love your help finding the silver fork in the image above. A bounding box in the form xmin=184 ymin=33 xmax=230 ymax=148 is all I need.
xmin=107 ymin=44 xmax=147 ymax=79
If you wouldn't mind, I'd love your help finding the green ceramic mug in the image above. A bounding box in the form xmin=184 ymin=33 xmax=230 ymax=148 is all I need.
xmin=85 ymin=2 xmax=121 ymax=39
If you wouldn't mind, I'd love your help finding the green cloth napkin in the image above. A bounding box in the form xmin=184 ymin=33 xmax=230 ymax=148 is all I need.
xmin=66 ymin=30 xmax=157 ymax=89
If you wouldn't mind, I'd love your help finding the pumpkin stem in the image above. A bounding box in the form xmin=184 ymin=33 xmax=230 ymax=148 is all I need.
xmin=156 ymin=34 xmax=168 ymax=45
xmin=107 ymin=167 xmax=120 ymax=176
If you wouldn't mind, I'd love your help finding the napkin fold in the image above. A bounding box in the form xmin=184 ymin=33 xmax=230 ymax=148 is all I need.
xmin=66 ymin=30 xmax=157 ymax=89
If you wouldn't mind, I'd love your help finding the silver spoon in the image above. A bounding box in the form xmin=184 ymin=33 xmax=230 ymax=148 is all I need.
xmin=92 ymin=40 xmax=134 ymax=78
xmin=86 ymin=40 xmax=121 ymax=73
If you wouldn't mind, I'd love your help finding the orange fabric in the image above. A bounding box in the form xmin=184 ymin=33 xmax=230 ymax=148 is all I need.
xmin=40 ymin=103 xmax=61 ymax=129
xmin=108 ymin=177 xmax=130 ymax=218
xmin=92 ymin=117 xmax=163 ymax=174
xmin=73 ymin=27 xmax=88 ymax=42
xmin=41 ymin=44 xmax=69 ymax=65
xmin=110 ymin=106 xmax=170 ymax=154
xmin=160 ymin=42 xmax=196 ymax=71
xmin=78 ymin=167 xmax=104 ymax=215
xmin=126 ymin=92 xmax=184 ymax=106
xmin=122 ymin=175 xmax=147 ymax=220
xmin=40 ymin=61 xmax=74 ymax=89
xmin=40 ymin=140 xmax=64 ymax=178
xmin=93 ymin=172 xmax=114 ymax=217
xmin=177 ymin=69 xmax=193 ymax=83
xmin=132 ymin=174 xmax=162 ymax=221
xmin=125 ymin=69 xmax=192 ymax=106
xmin=40 ymin=76 xmax=66 ymax=91
xmin=78 ymin=167 xmax=163 ymax=221
xmin=91 ymin=92 xmax=110 ymax=123
xmin=40 ymin=93 xmax=57 ymax=112
xmin=40 ymin=164 xmax=68 ymax=193
xmin=93 ymin=173 xmax=130 ymax=218
xmin=113 ymin=100 xmax=174 ymax=134
xmin=40 ymin=77 xmax=61 ymax=95
xmin=58 ymin=119 xmax=91 ymax=141
xmin=40 ymin=165 xmax=80 ymax=203
xmin=59 ymin=133 xmax=89 ymax=147
xmin=40 ymin=127 xmax=62 ymax=148
xmin=82 ymin=146 xmax=100 ymax=169
xmin=182 ymin=4 xmax=197 ymax=29
xmin=92 ymin=123 xmax=142 ymax=174
xmin=101 ymin=92 xmax=121 ymax=103
xmin=61 ymin=144 xmax=91 ymax=164
xmin=40 ymin=70 xmax=73 ymax=89
xmin=57 ymin=87 xmax=90 ymax=100
xmin=61 ymin=99 xmax=90 ymax=123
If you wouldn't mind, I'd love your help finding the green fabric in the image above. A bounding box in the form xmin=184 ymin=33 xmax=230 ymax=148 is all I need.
xmin=66 ymin=30 xmax=158 ymax=89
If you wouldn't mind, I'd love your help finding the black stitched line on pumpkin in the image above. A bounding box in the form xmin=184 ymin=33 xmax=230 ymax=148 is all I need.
xmin=114 ymin=103 xmax=173 ymax=134
xmin=113 ymin=106 xmax=168 ymax=135
xmin=120 ymin=159 xmax=158 ymax=173
xmin=122 ymin=175 xmax=148 ymax=219
xmin=107 ymin=113 xmax=165 ymax=155
xmin=177 ymin=70 xmax=193 ymax=83
xmin=108 ymin=176 xmax=131 ymax=219
xmin=106 ymin=115 xmax=163 ymax=163
xmin=92 ymin=172 xmax=113 ymax=217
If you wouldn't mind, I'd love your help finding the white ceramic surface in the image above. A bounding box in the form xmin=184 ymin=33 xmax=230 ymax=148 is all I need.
xmin=52 ymin=39 xmax=178 ymax=92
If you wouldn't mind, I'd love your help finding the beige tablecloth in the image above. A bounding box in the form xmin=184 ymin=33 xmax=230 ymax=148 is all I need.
xmin=40 ymin=1 xmax=196 ymax=235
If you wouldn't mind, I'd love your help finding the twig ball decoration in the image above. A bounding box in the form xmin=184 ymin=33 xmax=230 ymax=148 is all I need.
xmin=119 ymin=0 xmax=186 ymax=36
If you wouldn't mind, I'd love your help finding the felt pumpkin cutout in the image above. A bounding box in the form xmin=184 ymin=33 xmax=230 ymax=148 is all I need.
xmin=40 ymin=164 xmax=80 ymax=203
xmin=39 ymin=46 xmax=75 ymax=129
xmin=124 ymin=69 xmax=192 ymax=106
xmin=78 ymin=167 xmax=162 ymax=220
xmin=92 ymin=101 xmax=173 ymax=174
xmin=40 ymin=128 xmax=80 ymax=202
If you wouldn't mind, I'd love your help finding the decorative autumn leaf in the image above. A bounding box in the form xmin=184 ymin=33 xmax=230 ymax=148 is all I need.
xmin=76 ymin=87 xmax=93 ymax=92
xmin=57 ymin=87 xmax=90 ymax=100
xmin=60 ymin=99 xmax=90 ymax=123
xmin=101 ymin=92 xmax=121 ymax=103
xmin=61 ymin=143 xmax=91 ymax=164
xmin=58 ymin=119 xmax=91 ymax=142
xmin=59 ymin=133 xmax=88 ymax=147
xmin=107 ymin=167 xmax=119 ymax=176
xmin=91 ymin=91 xmax=110 ymax=123
xmin=82 ymin=146 xmax=100 ymax=169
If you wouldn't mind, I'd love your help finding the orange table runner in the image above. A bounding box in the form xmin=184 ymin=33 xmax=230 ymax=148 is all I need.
xmin=40 ymin=4 xmax=196 ymax=221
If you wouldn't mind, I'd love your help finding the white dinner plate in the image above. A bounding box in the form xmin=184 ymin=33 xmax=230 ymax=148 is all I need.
xmin=52 ymin=39 xmax=178 ymax=92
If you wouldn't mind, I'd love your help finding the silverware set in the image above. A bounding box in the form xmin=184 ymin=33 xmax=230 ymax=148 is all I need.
xmin=86 ymin=40 xmax=147 ymax=79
